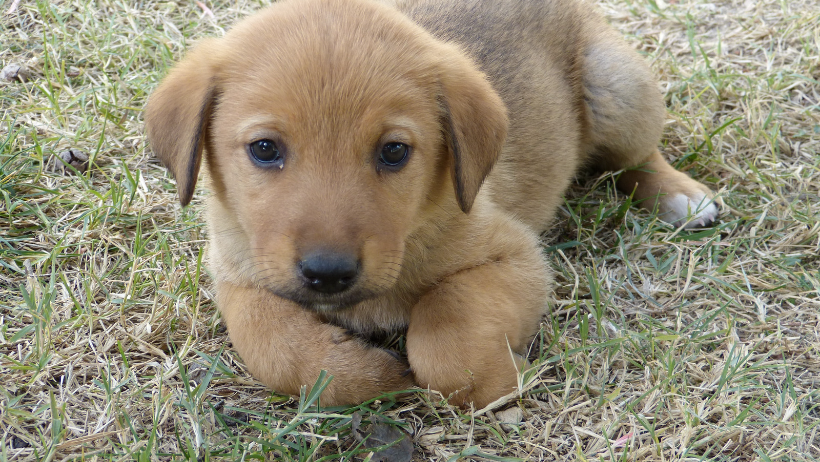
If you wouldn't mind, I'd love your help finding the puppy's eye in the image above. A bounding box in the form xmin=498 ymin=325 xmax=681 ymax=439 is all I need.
xmin=379 ymin=142 xmax=410 ymax=168
xmin=248 ymin=139 xmax=283 ymax=167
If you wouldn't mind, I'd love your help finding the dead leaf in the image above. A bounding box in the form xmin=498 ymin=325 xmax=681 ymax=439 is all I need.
xmin=54 ymin=149 xmax=89 ymax=174
xmin=1 ymin=63 xmax=29 ymax=82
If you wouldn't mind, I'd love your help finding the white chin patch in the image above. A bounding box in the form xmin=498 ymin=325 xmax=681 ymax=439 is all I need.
xmin=660 ymin=193 xmax=719 ymax=229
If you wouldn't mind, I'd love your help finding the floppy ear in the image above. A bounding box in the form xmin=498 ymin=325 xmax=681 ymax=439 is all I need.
xmin=438 ymin=47 xmax=508 ymax=213
xmin=144 ymin=39 xmax=221 ymax=206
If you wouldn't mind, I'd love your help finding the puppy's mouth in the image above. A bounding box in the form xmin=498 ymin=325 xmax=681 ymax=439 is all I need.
xmin=271 ymin=286 xmax=377 ymax=313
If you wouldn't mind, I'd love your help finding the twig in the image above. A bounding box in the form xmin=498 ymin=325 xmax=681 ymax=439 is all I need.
xmin=6 ymin=0 xmax=21 ymax=15
xmin=195 ymin=1 xmax=214 ymax=19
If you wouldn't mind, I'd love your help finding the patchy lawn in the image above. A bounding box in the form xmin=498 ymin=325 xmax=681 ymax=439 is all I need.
xmin=1 ymin=0 xmax=818 ymax=459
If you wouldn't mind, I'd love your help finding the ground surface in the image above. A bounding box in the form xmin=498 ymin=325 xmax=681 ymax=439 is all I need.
xmin=1 ymin=0 xmax=819 ymax=460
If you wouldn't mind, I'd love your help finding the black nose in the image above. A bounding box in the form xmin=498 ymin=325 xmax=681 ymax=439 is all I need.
xmin=298 ymin=252 xmax=359 ymax=294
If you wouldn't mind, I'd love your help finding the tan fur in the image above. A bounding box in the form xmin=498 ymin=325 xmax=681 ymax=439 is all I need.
xmin=145 ymin=0 xmax=717 ymax=408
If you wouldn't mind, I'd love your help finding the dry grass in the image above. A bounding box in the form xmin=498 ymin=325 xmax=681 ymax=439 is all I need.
xmin=1 ymin=0 xmax=819 ymax=460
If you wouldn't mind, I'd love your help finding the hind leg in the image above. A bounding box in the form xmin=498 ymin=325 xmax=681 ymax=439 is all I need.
xmin=582 ymin=27 xmax=719 ymax=228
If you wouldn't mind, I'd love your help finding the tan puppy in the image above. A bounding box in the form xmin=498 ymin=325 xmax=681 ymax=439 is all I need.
xmin=145 ymin=0 xmax=718 ymax=407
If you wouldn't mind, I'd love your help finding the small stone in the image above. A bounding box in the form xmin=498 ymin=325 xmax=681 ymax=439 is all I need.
xmin=351 ymin=412 xmax=414 ymax=462
xmin=56 ymin=149 xmax=89 ymax=173
xmin=494 ymin=406 xmax=523 ymax=431
xmin=1 ymin=63 xmax=29 ymax=82
xmin=10 ymin=436 xmax=30 ymax=449
xmin=187 ymin=361 xmax=209 ymax=387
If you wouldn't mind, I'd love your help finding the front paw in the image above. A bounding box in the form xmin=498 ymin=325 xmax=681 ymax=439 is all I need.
xmin=409 ymin=348 xmax=523 ymax=408
xmin=216 ymin=281 xmax=415 ymax=406
xmin=320 ymin=336 xmax=415 ymax=403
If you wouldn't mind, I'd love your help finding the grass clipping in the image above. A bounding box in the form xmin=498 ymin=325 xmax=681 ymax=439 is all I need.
xmin=1 ymin=0 xmax=819 ymax=460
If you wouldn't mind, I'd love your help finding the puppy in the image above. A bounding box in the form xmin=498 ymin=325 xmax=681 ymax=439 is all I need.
xmin=145 ymin=0 xmax=718 ymax=407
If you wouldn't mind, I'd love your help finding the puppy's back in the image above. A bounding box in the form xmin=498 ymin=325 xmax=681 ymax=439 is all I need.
xmin=399 ymin=0 xmax=597 ymax=229
xmin=399 ymin=0 xmax=589 ymax=94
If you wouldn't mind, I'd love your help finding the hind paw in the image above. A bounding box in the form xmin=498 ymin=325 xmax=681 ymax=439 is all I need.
xmin=659 ymin=191 xmax=719 ymax=229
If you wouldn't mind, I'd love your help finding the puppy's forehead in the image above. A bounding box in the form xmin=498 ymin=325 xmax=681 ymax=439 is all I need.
xmin=220 ymin=0 xmax=440 ymax=112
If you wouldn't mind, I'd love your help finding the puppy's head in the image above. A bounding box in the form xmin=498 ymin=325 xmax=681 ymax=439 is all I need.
xmin=145 ymin=0 xmax=507 ymax=311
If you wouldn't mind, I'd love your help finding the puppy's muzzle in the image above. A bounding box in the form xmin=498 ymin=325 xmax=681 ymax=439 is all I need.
xmin=298 ymin=251 xmax=360 ymax=294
